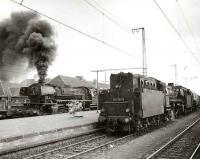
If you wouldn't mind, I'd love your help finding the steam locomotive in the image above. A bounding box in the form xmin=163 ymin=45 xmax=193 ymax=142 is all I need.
xmin=98 ymin=72 xmax=199 ymax=132
xmin=19 ymin=83 xmax=92 ymax=115
xmin=166 ymin=83 xmax=196 ymax=117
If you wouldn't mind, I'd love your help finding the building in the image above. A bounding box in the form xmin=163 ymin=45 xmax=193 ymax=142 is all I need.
xmin=48 ymin=75 xmax=94 ymax=88
xmin=88 ymin=79 xmax=110 ymax=90
xmin=20 ymin=78 xmax=51 ymax=86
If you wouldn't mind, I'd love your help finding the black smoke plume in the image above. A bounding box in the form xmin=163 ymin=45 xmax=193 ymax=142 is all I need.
xmin=0 ymin=11 xmax=56 ymax=83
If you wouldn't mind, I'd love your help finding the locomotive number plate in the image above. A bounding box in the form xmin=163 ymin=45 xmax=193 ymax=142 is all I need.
xmin=113 ymin=98 xmax=124 ymax=102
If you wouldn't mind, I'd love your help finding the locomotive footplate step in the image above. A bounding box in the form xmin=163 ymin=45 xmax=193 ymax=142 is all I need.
xmin=0 ymin=110 xmax=99 ymax=153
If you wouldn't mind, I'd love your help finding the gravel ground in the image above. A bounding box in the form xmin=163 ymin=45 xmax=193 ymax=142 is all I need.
xmin=107 ymin=109 xmax=200 ymax=159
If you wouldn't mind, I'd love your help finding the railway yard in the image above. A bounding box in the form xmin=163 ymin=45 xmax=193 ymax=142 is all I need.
xmin=0 ymin=1 xmax=200 ymax=159
xmin=0 ymin=72 xmax=200 ymax=159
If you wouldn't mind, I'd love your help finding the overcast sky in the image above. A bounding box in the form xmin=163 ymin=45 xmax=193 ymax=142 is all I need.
xmin=0 ymin=0 xmax=200 ymax=93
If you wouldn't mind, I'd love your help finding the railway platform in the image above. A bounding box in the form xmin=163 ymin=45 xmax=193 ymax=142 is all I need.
xmin=0 ymin=110 xmax=99 ymax=154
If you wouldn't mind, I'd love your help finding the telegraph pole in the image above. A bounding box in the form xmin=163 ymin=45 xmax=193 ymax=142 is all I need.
xmin=132 ymin=27 xmax=147 ymax=76
xmin=91 ymin=70 xmax=104 ymax=112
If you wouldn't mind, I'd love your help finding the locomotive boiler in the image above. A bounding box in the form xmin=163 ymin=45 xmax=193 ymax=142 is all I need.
xmin=98 ymin=72 xmax=172 ymax=132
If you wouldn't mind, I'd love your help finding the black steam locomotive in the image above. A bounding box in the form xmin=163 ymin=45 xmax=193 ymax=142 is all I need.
xmin=19 ymin=83 xmax=92 ymax=115
xmin=98 ymin=72 xmax=198 ymax=132
xmin=166 ymin=83 xmax=195 ymax=117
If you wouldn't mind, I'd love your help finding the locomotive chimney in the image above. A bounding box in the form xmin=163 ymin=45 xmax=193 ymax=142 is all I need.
xmin=38 ymin=77 xmax=45 ymax=85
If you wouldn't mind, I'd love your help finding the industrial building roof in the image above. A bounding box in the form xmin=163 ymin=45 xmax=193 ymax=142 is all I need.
xmin=48 ymin=75 xmax=94 ymax=88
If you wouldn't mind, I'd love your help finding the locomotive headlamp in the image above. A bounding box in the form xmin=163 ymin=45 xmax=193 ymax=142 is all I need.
xmin=101 ymin=108 xmax=105 ymax=112
xmin=124 ymin=117 xmax=130 ymax=123
xmin=125 ymin=108 xmax=130 ymax=113
xmin=115 ymin=85 xmax=121 ymax=89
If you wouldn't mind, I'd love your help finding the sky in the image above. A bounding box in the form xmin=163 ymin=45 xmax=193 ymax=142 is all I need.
xmin=0 ymin=0 xmax=200 ymax=93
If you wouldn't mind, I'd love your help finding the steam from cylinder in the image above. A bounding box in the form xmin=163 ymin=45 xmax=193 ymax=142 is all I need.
xmin=0 ymin=11 xmax=56 ymax=83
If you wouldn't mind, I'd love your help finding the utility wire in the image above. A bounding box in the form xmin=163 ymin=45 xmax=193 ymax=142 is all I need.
xmin=92 ymin=0 xmax=129 ymax=28
xmin=176 ymin=0 xmax=199 ymax=51
xmin=0 ymin=64 xmax=27 ymax=68
xmin=0 ymin=69 xmax=28 ymax=74
xmin=83 ymin=0 xmax=130 ymax=34
xmin=152 ymin=0 xmax=200 ymax=65
xmin=0 ymin=64 xmax=29 ymax=74
xmin=10 ymin=0 xmax=142 ymax=61
xmin=84 ymin=0 xmax=142 ymax=45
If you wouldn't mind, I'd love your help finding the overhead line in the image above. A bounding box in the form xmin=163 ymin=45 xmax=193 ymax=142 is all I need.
xmin=0 ymin=69 xmax=28 ymax=74
xmin=83 ymin=0 xmax=130 ymax=33
xmin=84 ymin=0 xmax=142 ymax=45
xmin=92 ymin=0 xmax=129 ymax=28
xmin=10 ymin=0 xmax=141 ymax=61
xmin=152 ymin=0 xmax=200 ymax=65
xmin=91 ymin=67 xmax=146 ymax=72
xmin=176 ymin=1 xmax=199 ymax=51
xmin=0 ymin=64 xmax=27 ymax=68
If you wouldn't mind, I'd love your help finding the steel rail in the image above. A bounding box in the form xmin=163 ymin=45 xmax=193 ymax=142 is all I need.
xmin=65 ymin=134 xmax=133 ymax=159
xmin=0 ymin=127 xmax=105 ymax=157
xmin=189 ymin=142 xmax=200 ymax=159
xmin=24 ymin=135 xmax=107 ymax=159
xmin=146 ymin=118 xmax=200 ymax=159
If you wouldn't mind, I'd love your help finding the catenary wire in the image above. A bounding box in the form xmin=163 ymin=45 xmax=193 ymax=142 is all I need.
xmin=152 ymin=0 xmax=200 ymax=65
xmin=176 ymin=0 xmax=199 ymax=51
xmin=83 ymin=0 xmax=130 ymax=34
xmin=84 ymin=0 xmax=142 ymax=45
xmin=10 ymin=0 xmax=142 ymax=61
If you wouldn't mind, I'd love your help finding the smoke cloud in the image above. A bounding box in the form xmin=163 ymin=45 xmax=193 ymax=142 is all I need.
xmin=0 ymin=11 xmax=56 ymax=82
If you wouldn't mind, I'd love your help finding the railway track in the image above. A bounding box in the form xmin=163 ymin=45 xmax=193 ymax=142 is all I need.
xmin=0 ymin=128 xmax=105 ymax=159
xmin=25 ymin=133 xmax=134 ymax=159
xmin=189 ymin=142 xmax=200 ymax=159
xmin=24 ymin=122 xmax=169 ymax=159
xmin=146 ymin=118 xmax=200 ymax=159
xmin=0 ymin=117 xmax=173 ymax=159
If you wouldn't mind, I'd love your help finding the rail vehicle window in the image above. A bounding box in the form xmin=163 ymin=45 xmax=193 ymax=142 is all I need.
xmin=110 ymin=74 xmax=133 ymax=89
xmin=140 ymin=80 xmax=144 ymax=87
xmin=180 ymin=89 xmax=184 ymax=96
xmin=132 ymin=77 xmax=138 ymax=90
xmin=187 ymin=90 xmax=192 ymax=95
